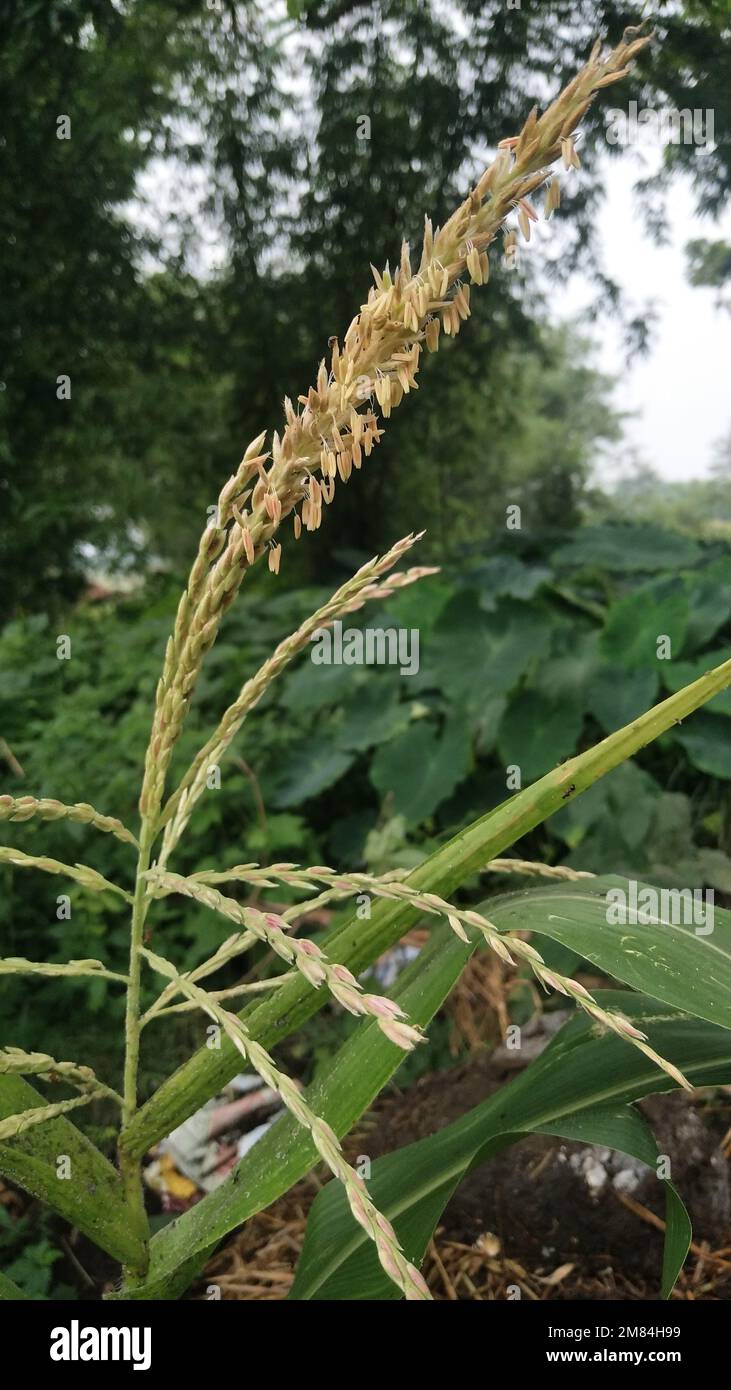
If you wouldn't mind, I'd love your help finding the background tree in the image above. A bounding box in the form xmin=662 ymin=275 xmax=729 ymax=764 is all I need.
xmin=2 ymin=0 xmax=729 ymax=616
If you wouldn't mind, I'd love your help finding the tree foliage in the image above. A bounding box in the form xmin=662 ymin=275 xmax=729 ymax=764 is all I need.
xmin=2 ymin=0 xmax=729 ymax=617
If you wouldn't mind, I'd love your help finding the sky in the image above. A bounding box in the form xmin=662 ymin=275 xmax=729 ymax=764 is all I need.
xmin=556 ymin=151 xmax=731 ymax=484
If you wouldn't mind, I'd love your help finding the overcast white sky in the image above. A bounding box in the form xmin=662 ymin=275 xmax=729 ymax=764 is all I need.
xmin=555 ymin=151 xmax=731 ymax=483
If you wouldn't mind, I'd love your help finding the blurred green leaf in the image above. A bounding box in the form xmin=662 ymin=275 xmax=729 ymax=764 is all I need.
xmin=335 ymin=682 xmax=410 ymax=753
xmin=661 ymin=647 xmax=731 ymax=714
xmin=555 ymin=524 xmax=701 ymax=573
xmin=600 ymin=580 xmax=689 ymax=670
xmin=370 ymin=719 xmax=471 ymax=823
xmin=587 ymin=665 xmax=660 ymax=732
xmin=672 ymin=712 xmax=731 ymax=779
xmin=497 ymin=688 xmax=584 ymax=783
xmin=270 ymin=745 xmax=355 ymax=808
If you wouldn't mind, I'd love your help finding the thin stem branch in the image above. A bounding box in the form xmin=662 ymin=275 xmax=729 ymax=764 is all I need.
xmin=118 ymin=820 xmax=155 ymax=1269
xmin=143 ymin=976 xmax=294 ymax=1025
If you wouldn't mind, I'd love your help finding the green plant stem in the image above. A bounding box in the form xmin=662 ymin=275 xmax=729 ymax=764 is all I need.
xmin=122 ymin=656 xmax=731 ymax=1160
xmin=118 ymin=820 xmax=155 ymax=1271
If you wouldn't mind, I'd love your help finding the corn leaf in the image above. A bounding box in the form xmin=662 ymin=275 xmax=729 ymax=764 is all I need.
xmin=291 ymin=993 xmax=730 ymax=1300
xmin=486 ymin=876 xmax=731 ymax=1030
xmin=0 ymin=1074 xmax=147 ymax=1271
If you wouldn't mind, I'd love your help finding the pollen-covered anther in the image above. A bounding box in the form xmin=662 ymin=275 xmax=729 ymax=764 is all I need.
xmin=264 ymin=492 xmax=282 ymax=523
xmin=561 ymin=135 xmax=581 ymax=170
xmin=465 ymin=243 xmax=483 ymax=283
xmin=425 ymin=317 xmax=440 ymax=352
xmin=454 ymin=285 xmax=471 ymax=320
xmin=378 ymin=1018 xmax=426 ymax=1051
xmin=544 ymin=176 xmax=561 ymax=218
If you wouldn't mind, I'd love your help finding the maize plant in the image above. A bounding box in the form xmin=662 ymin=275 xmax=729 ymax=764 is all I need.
xmin=2 ymin=24 xmax=731 ymax=1303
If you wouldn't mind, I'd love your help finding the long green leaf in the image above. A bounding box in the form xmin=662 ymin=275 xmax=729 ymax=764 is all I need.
xmin=291 ymin=993 xmax=724 ymax=1299
xmin=0 ymin=1075 xmax=147 ymax=1272
xmin=111 ymin=918 xmax=476 ymax=1299
xmin=541 ymin=1107 xmax=690 ymax=1301
xmin=122 ymin=657 xmax=731 ymax=1161
xmin=0 ymin=1270 xmax=30 ymax=1300
xmin=486 ymin=876 xmax=731 ymax=1030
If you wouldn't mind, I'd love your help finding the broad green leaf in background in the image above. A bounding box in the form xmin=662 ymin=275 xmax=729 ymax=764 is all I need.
xmin=690 ymin=848 xmax=731 ymax=893
xmin=411 ymin=596 xmax=551 ymax=708
xmin=0 ymin=1075 xmax=147 ymax=1271
xmin=280 ymin=659 xmax=361 ymax=713
xmin=683 ymin=561 xmax=731 ymax=650
xmin=370 ymin=718 xmax=471 ymax=824
xmin=600 ymin=579 xmax=689 ymax=671
xmin=111 ymin=920 xmax=476 ymax=1298
xmin=497 ymin=688 xmax=584 ymax=782
xmin=291 ymin=994 xmax=730 ymax=1301
xmin=628 ymin=786 xmax=688 ymax=865
xmin=587 ymin=665 xmax=660 ymax=732
xmin=474 ymin=555 xmax=551 ymax=604
xmin=534 ymin=639 xmax=601 ymax=702
xmin=607 ymin=764 xmax=658 ymax=847
xmin=661 ymin=648 xmax=731 ymax=714
xmin=271 ymin=744 xmax=355 ymax=808
xmin=370 ymin=574 xmax=454 ymax=635
xmin=483 ymin=606 xmax=554 ymax=696
xmin=671 ymin=711 xmax=731 ymax=780
xmin=554 ymin=524 xmax=701 ymax=574
xmin=409 ymin=592 xmax=495 ymax=704
xmin=334 ymin=680 xmax=410 ymax=753
xmin=551 ymin=771 xmax=729 ymax=886
xmin=471 ymin=693 xmax=508 ymax=755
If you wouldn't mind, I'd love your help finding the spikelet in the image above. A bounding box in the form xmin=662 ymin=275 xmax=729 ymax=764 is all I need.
xmin=0 ymin=795 xmax=138 ymax=848
xmin=142 ymin=948 xmax=431 ymax=1299
xmin=145 ymin=871 xmax=426 ymax=1055
xmin=158 ymin=535 xmax=433 ymax=853
xmin=180 ymin=856 xmax=689 ymax=1090
xmin=139 ymin=26 xmax=655 ymax=827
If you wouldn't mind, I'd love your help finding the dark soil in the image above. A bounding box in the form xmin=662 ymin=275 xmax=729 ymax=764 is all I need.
xmin=343 ymin=1023 xmax=731 ymax=1296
